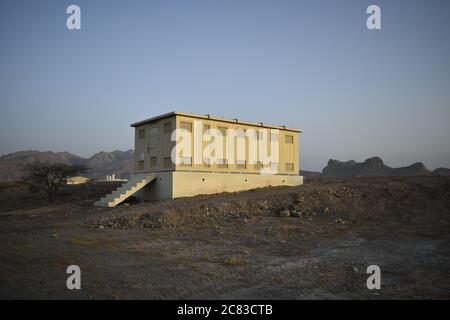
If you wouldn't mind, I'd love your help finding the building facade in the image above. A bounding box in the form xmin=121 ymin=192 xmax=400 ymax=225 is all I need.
xmin=130 ymin=112 xmax=303 ymax=201
xmin=131 ymin=112 xmax=301 ymax=175
xmin=95 ymin=112 xmax=304 ymax=207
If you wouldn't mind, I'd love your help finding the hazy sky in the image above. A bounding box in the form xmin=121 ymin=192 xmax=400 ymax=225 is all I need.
xmin=1 ymin=0 xmax=449 ymax=171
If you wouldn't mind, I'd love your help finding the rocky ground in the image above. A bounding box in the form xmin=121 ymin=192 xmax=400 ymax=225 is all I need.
xmin=0 ymin=176 xmax=449 ymax=299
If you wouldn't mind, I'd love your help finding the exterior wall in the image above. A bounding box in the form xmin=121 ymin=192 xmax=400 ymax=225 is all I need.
xmin=134 ymin=116 xmax=176 ymax=173
xmin=131 ymin=112 xmax=303 ymax=201
xmin=173 ymin=114 xmax=300 ymax=175
xmin=172 ymin=171 xmax=303 ymax=198
xmin=134 ymin=171 xmax=303 ymax=201
xmin=134 ymin=171 xmax=173 ymax=201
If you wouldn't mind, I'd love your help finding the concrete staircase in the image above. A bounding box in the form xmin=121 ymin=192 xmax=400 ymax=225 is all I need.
xmin=94 ymin=174 xmax=156 ymax=207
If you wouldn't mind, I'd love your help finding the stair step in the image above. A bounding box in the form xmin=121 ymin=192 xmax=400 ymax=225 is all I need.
xmin=94 ymin=174 xmax=157 ymax=208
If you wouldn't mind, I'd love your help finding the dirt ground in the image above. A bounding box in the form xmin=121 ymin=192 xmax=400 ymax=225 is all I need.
xmin=0 ymin=176 xmax=449 ymax=299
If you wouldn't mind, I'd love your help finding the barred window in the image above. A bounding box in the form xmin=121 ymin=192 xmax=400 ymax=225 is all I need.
xmin=150 ymin=127 xmax=159 ymax=136
xmin=271 ymin=132 xmax=279 ymax=142
xmin=180 ymin=121 xmax=192 ymax=132
xmin=218 ymin=127 xmax=228 ymax=138
xmin=217 ymin=158 xmax=228 ymax=168
xmin=271 ymin=162 xmax=279 ymax=171
xmin=236 ymin=129 xmax=245 ymax=138
xmin=138 ymin=129 xmax=145 ymax=140
xmin=257 ymin=130 xmax=264 ymax=140
xmin=164 ymin=122 xmax=172 ymax=134
xmin=285 ymin=135 xmax=294 ymax=144
xmin=236 ymin=160 xmax=246 ymax=169
xmin=181 ymin=157 xmax=192 ymax=166
xmin=164 ymin=157 xmax=172 ymax=168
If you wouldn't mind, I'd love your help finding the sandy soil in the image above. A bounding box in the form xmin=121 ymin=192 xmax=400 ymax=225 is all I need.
xmin=0 ymin=177 xmax=449 ymax=299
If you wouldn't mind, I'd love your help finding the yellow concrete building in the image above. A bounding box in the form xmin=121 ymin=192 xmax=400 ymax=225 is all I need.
xmin=95 ymin=112 xmax=303 ymax=207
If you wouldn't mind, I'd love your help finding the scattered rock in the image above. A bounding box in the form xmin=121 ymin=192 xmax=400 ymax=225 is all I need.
xmin=278 ymin=209 xmax=291 ymax=217
xmin=333 ymin=218 xmax=346 ymax=224
xmin=291 ymin=210 xmax=302 ymax=217
xmin=84 ymin=181 xmax=384 ymax=230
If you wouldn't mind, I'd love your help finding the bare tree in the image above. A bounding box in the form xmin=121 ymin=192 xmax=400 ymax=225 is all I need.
xmin=20 ymin=161 xmax=88 ymax=201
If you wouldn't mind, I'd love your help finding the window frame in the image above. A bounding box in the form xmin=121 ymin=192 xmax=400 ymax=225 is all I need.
xmin=138 ymin=128 xmax=145 ymax=140
xmin=285 ymin=135 xmax=294 ymax=144
xmin=286 ymin=162 xmax=294 ymax=171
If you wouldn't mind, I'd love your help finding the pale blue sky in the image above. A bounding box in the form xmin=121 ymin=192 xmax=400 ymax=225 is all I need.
xmin=1 ymin=0 xmax=449 ymax=171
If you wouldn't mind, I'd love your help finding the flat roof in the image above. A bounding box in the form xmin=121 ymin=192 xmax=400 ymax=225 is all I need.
xmin=130 ymin=111 xmax=302 ymax=133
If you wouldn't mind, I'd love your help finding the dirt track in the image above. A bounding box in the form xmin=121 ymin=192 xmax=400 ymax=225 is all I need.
xmin=0 ymin=176 xmax=449 ymax=299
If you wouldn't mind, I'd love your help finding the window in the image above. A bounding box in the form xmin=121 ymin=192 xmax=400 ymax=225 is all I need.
xmin=217 ymin=158 xmax=228 ymax=168
xmin=180 ymin=121 xmax=192 ymax=132
xmin=236 ymin=130 xmax=246 ymax=163
xmin=138 ymin=129 xmax=145 ymax=140
xmin=271 ymin=162 xmax=279 ymax=171
xmin=203 ymin=125 xmax=211 ymax=149
xmin=150 ymin=157 xmax=157 ymax=167
xmin=286 ymin=163 xmax=294 ymax=171
xmin=139 ymin=152 xmax=145 ymax=161
xmin=138 ymin=161 xmax=144 ymax=170
xmin=164 ymin=157 xmax=172 ymax=168
xmin=236 ymin=160 xmax=246 ymax=170
xmin=218 ymin=127 xmax=227 ymax=137
xmin=236 ymin=129 xmax=245 ymax=138
xmin=271 ymin=132 xmax=279 ymax=142
xmin=203 ymin=125 xmax=211 ymax=142
xmin=164 ymin=122 xmax=172 ymax=134
xmin=203 ymin=157 xmax=211 ymax=167
xmin=285 ymin=135 xmax=294 ymax=144
xmin=257 ymin=130 xmax=264 ymax=140
xmin=254 ymin=162 xmax=262 ymax=170
xmin=181 ymin=157 xmax=192 ymax=166
xmin=150 ymin=127 xmax=159 ymax=136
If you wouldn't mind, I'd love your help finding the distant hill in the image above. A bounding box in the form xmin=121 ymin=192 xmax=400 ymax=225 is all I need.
xmin=300 ymin=170 xmax=322 ymax=178
xmin=0 ymin=150 xmax=134 ymax=182
xmin=321 ymin=156 xmax=449 ymax=177
xmin=2 ymin=151 xmax=449 ymax=182
xmin=432 ymin=167 xmax=450 ymax=176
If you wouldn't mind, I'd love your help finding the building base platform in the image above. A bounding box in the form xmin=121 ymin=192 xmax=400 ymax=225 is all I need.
xmin=135 ymin=171 xmax=304 ymax=201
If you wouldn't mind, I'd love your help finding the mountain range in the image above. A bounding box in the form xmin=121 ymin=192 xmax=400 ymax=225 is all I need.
xmin=0 ymin=150 xmax=134 ymax=182
xmin=302 ymin=156 xmax=450 ymax=178
xmin=1 ymin=151 xmax=449 ymax=182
